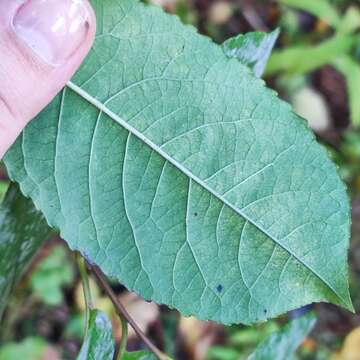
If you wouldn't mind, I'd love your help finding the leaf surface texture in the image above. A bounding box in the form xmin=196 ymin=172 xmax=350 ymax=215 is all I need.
xmin=4 ymin=0 xmax=352 ymax=324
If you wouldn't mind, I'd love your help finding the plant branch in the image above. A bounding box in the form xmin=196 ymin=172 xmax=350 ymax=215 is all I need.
xmin=88 ymin=264 xmax=169 ymax=360
xmin=76 ymin=253 xmax=93 ymax=335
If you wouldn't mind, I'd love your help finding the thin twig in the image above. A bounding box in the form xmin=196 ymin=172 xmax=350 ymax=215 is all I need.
xmin=88 ymin=264 xmax=169 ymax=360
xmin=76 ymin=253 xmax=93 ymax=335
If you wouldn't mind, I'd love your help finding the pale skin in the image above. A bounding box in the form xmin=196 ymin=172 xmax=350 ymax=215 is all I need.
xmin=0 ymin=0 xmax=96 ymax=159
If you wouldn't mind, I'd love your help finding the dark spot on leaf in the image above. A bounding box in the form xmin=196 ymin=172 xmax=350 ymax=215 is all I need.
xmin=194 ymin=212 xmax=198 ymax=217
xmin=216 ymin=284 xmax=223 ymax=293
xmin=264 ymin=309 xmax=267 ymax=314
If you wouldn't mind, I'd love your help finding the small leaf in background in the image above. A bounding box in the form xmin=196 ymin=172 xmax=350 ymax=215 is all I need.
xmin=208 ymin=321 xmax=280 ymax=360
xmin=65 ymin=313 xmax=87 ymax=341
xmin=266 ymin=34 xmax=356 ymax=76
xmin=336 ymin=7 xmax=360 ymax=35
xmin=0 ymin=337 xmax=48 ymax=360
xmin=0 ymin=181 xmax=9 ymax=202
xmin=208 ymin=346 xmax=242 ymax=360
xmin=222 ymin=29 xmax=279 ymax=77
xmin=0 ymin=184 xmax=51 ymax=320
xmin=247 ymin=312 xmax=316 ymax=360
xmin=77 ymin=309 xmax=115 ymax=360
xmin=341 ymin=131 xmax=360 ymax=161
xmin=122 ymin=350 xmax=158 ymax=360
xmin=332 ymin=56 xmax=360 ymax=127
xmin=278 ymin=0 xmax=340 ymax=28
xmin=29 ymin=244 xmax=75 ymax=306
xmin=230 ymin=322 xmax=280 ymax=347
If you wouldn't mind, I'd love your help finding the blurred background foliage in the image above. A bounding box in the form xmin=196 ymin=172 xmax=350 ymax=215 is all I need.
xmin=1 ymin=0 xmax=360 ymax=359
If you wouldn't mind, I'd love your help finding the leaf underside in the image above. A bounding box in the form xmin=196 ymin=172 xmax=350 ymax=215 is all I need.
xmin=77 ymin=309 xmax=114 ymax=360
xmin=247 ymin=312 xmax=316 ymax=360
xmin=4 ymin=0 xmax=352 ymax=324
xmin=222 ymin=29 xmax=280 ymax=77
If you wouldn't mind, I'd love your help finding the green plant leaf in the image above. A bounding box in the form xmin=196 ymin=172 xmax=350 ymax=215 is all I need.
xmin=0 ymin=337 xmax=48 ymax=360
xmin=30 ymin=245 xmax=75 ymax=305
xmin=247 ymin=312 xmax=316 ymax=360
xmin=278 ymin=0 xmax=340 ymax=28
xmin=336 ymin=7 xmax=360 ymax=35
xmin=222 ymin=29 xmax=280 ymax=77
xmin=266 ymin=34 xmax=356 ymax=76
xmin=0 ymin=184 xmax=51 ymax=321
xmin=77 ymin=309 xmax=114 ymax=360
xmin=332 ymin=55 xmax=360 ymax=127
xmin=0 ymin=181 xmax=9 ymax=202
xmin=4 ymin=0 xmax=352 ymax=324
xmin=122 ymin=351 xmax=158 ymax=360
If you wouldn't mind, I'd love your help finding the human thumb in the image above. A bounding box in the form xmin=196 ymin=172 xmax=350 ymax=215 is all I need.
xmin=0 ymin=0 xmax=96 ymax=158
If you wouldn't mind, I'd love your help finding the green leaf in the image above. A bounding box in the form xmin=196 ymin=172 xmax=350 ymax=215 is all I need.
xmin=278 ymin=0 xmax=341 ymax=28
xmin=247 ymin=312 xmax=316 ymax=360
xmin=208 ymin=346 xmax=240 ymax=360
xmin=4 ymin=0 xmax=352 ymax=324
xmin=230 ymin=322 xmax=280 ymax=346
xmin=0 ymin=184 xmax=51 ymax=321
xmin=29 ymin=245 xmax=74 ymax=305
xmin=266 ymin=34 xmax=356 ymax=76
xmin=122 ymin=351 xmax=158 ymax=360
xmin=332 ymin=55 xmax=360 ymax=127
xmin=336 ymin=7 xmax=360 ymax=35
xmin=0 ymin=337 xmax=47 ymax=360
xmin=0 ymin=181 xmax=9 ymax=202
xmin=222 ymin=29 xmax=279 ymax=77
xmin=77 ymin=309 xmax=115 ymax=360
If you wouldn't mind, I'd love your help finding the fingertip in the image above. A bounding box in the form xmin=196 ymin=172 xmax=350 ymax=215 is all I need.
xmin=12 ymin=0 xmax=96 ymax=67
xmin=0 ymin=0 xmax=97 ymax=158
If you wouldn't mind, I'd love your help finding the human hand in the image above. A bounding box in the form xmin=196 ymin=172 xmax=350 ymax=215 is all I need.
xmin=0 ymin=0 xmax=96 ymax=158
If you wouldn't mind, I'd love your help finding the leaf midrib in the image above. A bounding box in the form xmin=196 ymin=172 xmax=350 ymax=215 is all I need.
xmin=65 ymin=80 xmax=346 ymax=305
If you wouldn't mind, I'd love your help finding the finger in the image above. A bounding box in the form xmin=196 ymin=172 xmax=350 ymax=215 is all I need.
xmin=0 ymin=0 xmax=96 ymax=158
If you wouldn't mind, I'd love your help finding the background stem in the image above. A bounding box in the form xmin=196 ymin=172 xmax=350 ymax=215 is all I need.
xmin=117 ymin=315 xmax=128 ymax=360
xmin=76 ymin=253 xmax=93 ymax=335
